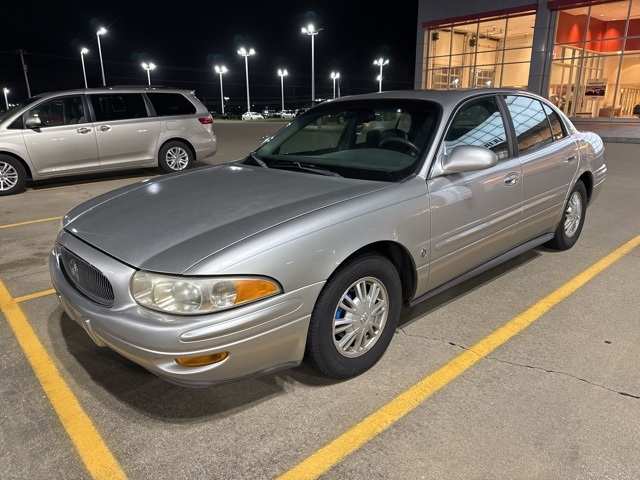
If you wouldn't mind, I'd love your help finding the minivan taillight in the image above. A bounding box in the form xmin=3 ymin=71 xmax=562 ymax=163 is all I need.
xmin=199 ymin=116 xmax=213 ymax=124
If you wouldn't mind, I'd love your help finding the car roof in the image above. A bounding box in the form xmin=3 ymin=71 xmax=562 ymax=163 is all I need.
xmin=31 ymin=85 xmax=196 ymax=99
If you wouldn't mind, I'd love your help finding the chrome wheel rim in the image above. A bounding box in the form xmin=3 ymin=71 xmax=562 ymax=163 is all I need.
xmin=165 ymin=147 xmax=189 ymax=170
xmin=332 ymin=276 xmax=389 ymax=358
xmin=564 ymin=191 xmax=583 ymax=238
xmin=0 ymin=161 xmax=19 ymax=191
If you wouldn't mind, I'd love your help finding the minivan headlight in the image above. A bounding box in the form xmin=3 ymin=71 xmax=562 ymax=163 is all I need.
xmin=131 ymin=271 xmax=281 ymax=315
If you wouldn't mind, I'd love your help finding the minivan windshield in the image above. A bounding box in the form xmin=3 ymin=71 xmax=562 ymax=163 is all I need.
xmin=0 ymin=96 xmax=41 ymax=123
xmin=247 ymin=99 xmax=441 ymax=182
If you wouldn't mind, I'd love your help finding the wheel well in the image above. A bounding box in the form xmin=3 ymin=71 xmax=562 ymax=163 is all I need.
xmin=157 ymin=138 xmax=196 ymax=161
xmin=0 ymin=152 xmax=32 ymax=180
xmin=578 ymin=171 xmax=594 ymax=204
xmin=342 ymin=241 xmax=417 ymax=305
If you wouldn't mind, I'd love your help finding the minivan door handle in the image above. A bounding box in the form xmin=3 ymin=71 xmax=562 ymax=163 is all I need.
xmin=566 ymin=155 xmax=578 ymax=163
xmin=77 ymin=127 xmax=92 ymax=134
xmin=98 ymin=125 xmax=111 ymax=132
xmin=504 ymin=172 xmax=519 ymax=186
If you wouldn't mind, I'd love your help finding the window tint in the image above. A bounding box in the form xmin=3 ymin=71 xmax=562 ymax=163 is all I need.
xmin=27 ymin=96 xmax=85 ymax=127
xmin=147 ymin=93 xmax=196 ymax=116
xmin=543 ymin=103 xmax=565 ymax=140
xmin=444 ymin=96 xmax=509 ymax=160
xmin=504 ymin=95 xmax=554 ymax=154
xmin=89 ymin=94 xmax=148 ymax=122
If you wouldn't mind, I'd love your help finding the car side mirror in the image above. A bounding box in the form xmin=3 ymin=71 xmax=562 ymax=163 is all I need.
xmin=441 ymin=145 xmax=498 ymax=174
xmin=25 ymin=116 xmax=42 ymax=129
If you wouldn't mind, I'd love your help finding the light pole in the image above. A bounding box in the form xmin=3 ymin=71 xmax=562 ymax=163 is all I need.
xmin=96 ymin=27 xmax=107 ymax=86
xmin=214 ymin=65 xmax=227 ymax=115
xmin=278 ymin=69 xmax=288 ymax=111
xmin=301 ymin=24 xmax=322 ymax=103
xmin=142 ymin=62 xmax=156 ymax=85
xmin=237 ymin=47 xmax=255 ymax=114
xmin=2 ymin=88 xmax=9 ymax=110
xmin=331 ymin=72 xmax=340 ymax=99
xmin=373 ymin=58 xmax=389 ymax=92
xmin=80 ymin=48 xmax=89 ymax=88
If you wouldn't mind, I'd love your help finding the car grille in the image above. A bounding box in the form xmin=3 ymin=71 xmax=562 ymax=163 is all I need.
xmin=58 ymin=245 xmax=114 ymax=307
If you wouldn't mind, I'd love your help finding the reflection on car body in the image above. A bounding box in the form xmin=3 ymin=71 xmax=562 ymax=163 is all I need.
xmin=50 ymin=88 xmax=606 ymax=387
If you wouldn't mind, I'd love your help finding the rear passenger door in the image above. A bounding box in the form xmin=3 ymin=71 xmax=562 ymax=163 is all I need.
xmin=502 ymin=95 xmax=580 ymax=245
xmin=88 ymin=93 xmax=160 ymax=168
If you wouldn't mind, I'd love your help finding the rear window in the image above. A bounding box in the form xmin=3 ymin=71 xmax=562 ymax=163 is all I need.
xmin=147 ymin=93 xmax=196 ymax=116
xmin=90 ymin=93 xmax=148 ymax=121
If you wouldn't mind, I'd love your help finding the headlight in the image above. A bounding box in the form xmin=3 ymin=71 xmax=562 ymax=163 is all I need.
xmin=131 ymin=271 xmax=281 ymax=315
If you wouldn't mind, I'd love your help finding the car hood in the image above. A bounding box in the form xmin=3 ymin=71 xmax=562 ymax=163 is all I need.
xmin=63 ymin=164 xmax=393 ymax=273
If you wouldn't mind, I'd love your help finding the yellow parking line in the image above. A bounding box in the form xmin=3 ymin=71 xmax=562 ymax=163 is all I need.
xmin=278 ymin=234 xmax=640 ymax=480
xmin=0 ymin=217 xmax=61 ymax=230
xmin=14 ymin=289 xmax=56 ymax=303
xmin=0 ymin=280 xmax=126 ymax=479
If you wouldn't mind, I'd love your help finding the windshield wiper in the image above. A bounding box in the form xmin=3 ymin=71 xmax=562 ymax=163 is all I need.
xmin=270 ymin=161 xmax=342 ymax=177
xmin=244 ymin=152 xmax=269 ymax=168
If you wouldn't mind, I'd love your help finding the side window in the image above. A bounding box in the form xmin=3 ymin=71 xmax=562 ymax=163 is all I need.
xmin=89 ymin=94 xmax=148 ymax=122
xmin=504 ymin=95 xmax=554 ymax=155
xmin=444 ymin=96 xmax=509 ymax=160
xmin=147 ymin=93 xmax=197 ymax=116
xmin=27 ymin=96 xmax=85 ymax=127
xmin=543 ymin=103 xmax=565 ymax=140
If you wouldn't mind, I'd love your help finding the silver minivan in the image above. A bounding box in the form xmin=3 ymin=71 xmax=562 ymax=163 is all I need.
xmin=0 ymin=86 xmax=217 ymax=195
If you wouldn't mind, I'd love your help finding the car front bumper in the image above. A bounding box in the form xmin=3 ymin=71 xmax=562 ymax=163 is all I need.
xmin=49 ymin=231 xmax=320 ymax=387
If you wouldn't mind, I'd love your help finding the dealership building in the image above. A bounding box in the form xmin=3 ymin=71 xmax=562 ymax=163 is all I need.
xmin=415 ymin=0 xmax=640 ymax=121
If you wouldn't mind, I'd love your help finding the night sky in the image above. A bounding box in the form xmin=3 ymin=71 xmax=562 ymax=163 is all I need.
xmin=1 ymin=1 xmax=420 ymax=112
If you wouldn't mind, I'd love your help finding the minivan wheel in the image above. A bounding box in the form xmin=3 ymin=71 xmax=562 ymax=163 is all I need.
xmin=305 ymin=253 xmax=402 ymax=379
xmin=0 ymin=155 xmax=27 ymax=196
xmin=545 ymin=180 xmax=587 ymax=251
xmin=158 ymin=141 xmax=193 ymax=173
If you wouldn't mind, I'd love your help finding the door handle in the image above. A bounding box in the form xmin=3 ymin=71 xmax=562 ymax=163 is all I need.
xmin=504 ymin=172 xmax=519 ymax=186
xmin=566 ymin=155 xmax=578 ymax=163
xmin=98 ymin=125 xmax=111 ymax=132
xmin=77 ymin=127 xmax=92 ymax=134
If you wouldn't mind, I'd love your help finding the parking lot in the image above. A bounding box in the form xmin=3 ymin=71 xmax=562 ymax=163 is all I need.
xmin=1 ymin=122 xmax=639 ymax=479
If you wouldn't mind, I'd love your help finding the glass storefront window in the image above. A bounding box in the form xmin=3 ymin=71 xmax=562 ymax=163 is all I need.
xmin=426 ymin=13 xmax=535 ymax=90
xmin=551 ymin=0 xmax=640 ymax=119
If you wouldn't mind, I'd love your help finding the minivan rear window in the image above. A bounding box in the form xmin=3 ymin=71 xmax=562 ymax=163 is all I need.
xmin=147 ymin=93 xmax=196 ymax=116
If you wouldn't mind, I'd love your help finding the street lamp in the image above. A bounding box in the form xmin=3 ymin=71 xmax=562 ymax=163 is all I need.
xmin=331 ymin=72 xmax=340 ymax=99
xmin=142 ymin=62 xmax=156 ymax=85
xmin=373 ymin=58 xmax=389 ymax=92
xmin=214 ymin=65 xmax=227 ymax=115
xmin=237 ymin=47 xmax=255 ymax=114
xmin=80 ymin=48 xmax=89 ymax=88
xmin=96 ymin=27 xmax=107 ymax=86
xmin=301 ymin=24 xmax=322 ymax=102
xmin=278 ymin=69 xmax=288 ymax=112
xmin=2 ymin=88 xmax=9 ymax=111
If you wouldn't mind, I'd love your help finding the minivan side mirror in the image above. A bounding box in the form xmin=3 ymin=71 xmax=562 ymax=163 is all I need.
xmin=441 ymin=145 xmax=498 ymax=174
xmin=25 ymin=116 xmax=43 ymax=129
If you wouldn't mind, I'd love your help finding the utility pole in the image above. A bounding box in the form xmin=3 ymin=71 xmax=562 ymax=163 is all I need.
xmin=16 ymin=49 xmax=31 ymax=97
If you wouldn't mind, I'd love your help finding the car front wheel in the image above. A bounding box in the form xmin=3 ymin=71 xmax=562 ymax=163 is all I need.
xmin=0 ymin=155 xmax=27 ymax=196
xmin=545 ymin=180 xmax=587 ymax=250
xmin=305 ymin=253 xmax=402 ymax=379
xmin=158 ymin=141 xmax=193 ymax=173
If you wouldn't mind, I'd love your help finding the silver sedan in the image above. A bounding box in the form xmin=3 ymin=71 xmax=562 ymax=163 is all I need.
xmin=50 ymin=89 xmax=606 ymax=387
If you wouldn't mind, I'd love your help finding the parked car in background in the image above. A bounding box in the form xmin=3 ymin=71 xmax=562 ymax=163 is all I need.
xmin=242 ymin=111 xmax=264 ymax=120
xmin=279 ymin=110 xmax=295 ymax=119
xmin=50 ymin=88 xmax=605 ymax=387
xmin=0 ymin=86 xmax=217 ymax=195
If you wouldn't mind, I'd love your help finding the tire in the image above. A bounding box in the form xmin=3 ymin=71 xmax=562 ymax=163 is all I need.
xmin=158 ymin=141 xmax=193 ymax=173
xmin=545 ymin=180 xmax=587 ymax=250
xmin=305 ymin=253 xmax=402 ymax=379
xmin=0 ymin=155 xmax=27 ymax=196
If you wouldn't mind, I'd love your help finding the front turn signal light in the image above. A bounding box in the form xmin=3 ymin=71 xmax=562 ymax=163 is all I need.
xmin=175 ymin=352 xmax=229 ymax=367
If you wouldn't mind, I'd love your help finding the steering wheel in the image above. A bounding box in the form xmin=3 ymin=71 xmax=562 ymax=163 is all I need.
xmin=379 ymin=136 xmax=420 ymax=156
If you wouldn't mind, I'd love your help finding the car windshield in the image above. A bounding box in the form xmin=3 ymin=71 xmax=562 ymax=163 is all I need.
xmin=0 ymin=96 xmax=41 ymax=123
xmin=249 ymin=99 xmax=441 ymax=182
